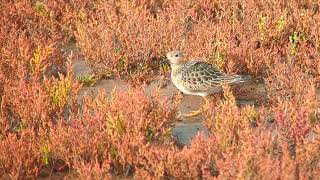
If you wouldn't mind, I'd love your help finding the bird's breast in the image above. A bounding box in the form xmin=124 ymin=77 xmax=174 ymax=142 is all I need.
xmin=171 ymin=72 xmax=193 ymax=95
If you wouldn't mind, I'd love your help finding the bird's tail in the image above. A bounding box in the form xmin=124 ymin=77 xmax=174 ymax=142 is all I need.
xmin=222 ymin=75 xmax=252 ymax=85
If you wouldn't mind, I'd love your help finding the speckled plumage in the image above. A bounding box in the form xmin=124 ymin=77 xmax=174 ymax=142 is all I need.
xmin=167 ymin=51 xmax=250 ymax=97
xmin=166 ymin=50 xmax=251 ymax=117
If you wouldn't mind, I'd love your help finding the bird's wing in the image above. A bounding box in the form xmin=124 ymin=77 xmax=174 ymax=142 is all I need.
xmin=180 ymin=60 xmax=242 ymax=91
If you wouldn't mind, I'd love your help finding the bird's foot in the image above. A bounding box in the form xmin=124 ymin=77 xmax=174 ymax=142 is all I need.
xmin=182 ymin=97 xmax=210 ymax=118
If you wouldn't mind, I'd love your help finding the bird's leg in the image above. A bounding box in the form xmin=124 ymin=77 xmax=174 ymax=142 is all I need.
xmin=183 ymin=108 xmax=202 ymax=117
xmin=202 ymin=96 xmax=209 ymax=111
xmin=183 ymin=96 xmax=209 ymax=117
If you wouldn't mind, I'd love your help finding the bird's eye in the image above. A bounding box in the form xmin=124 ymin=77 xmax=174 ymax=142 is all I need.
xmin=175 ymin=54 xmax=179 ymax=57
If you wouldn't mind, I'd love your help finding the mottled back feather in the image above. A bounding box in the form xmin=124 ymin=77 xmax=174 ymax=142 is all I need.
xmin=176 ymin=60 xmax=249 ymax=92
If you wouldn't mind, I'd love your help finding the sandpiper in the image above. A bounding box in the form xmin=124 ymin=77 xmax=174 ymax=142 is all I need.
xmin=166 ymin=51 xmax=251 ymax=117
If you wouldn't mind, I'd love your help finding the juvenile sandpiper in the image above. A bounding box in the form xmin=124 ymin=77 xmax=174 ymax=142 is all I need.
xmin=166 ymin=50 xmax=251 ymax=117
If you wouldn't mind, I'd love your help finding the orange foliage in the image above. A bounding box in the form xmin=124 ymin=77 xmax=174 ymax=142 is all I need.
xmin=0 ymin=0 xmax=320 ymax=179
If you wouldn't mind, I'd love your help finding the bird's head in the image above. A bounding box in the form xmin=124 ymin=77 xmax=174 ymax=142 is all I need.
xmin=166 ymin=51 xmax=185 ymax=66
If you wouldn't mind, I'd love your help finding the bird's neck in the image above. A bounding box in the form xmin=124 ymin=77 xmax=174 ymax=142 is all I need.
xmin=171 ymin=64 xmax=182 ymax=73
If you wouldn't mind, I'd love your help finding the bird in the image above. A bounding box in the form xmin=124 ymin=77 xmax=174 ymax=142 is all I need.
xmin=166 ymin=50 xmax=251 ymax=117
